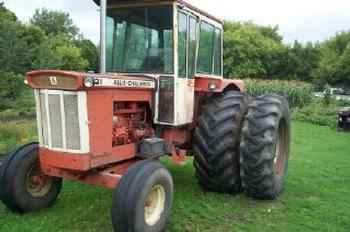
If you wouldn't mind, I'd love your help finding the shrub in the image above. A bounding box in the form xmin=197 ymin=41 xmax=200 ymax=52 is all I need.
xmin=245 ymin=79 xmax=314 ymax=108
xmin=293 ymin=97 xmax=348 ymax=128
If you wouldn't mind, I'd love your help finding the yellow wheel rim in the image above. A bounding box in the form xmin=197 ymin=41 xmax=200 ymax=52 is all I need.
xmin=144 ymin=185 xmax=166 ymax=226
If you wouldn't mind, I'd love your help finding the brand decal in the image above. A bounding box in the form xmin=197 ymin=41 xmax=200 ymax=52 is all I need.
xmin=95 ymin=78 xmax=155 ymax=89
xmin=49 ymin=76 xmax=58 ymax=85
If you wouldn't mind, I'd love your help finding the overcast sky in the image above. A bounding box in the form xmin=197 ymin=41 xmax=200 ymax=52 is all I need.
xmin=4 ymin=0 xmax=350 ymax=44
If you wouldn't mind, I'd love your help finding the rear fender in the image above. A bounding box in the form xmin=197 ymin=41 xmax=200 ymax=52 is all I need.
xmin=194 ymin=76 xmax=245 ymax=93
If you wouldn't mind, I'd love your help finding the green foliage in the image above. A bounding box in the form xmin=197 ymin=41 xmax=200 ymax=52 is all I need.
xmin=30 ymin=8 xmax=95 ymax=71
xmin=0 ymin=19 xmax=35 ymax=74
xmin=293 ymin=98 xmax=347 ymax=128
xmin=223 ymin=21 xmax=322 ymax=84
xmin=322 ymin=84 xmax=332 ymax=106
xmin=31 ymin=8 xmax=79 ymax=39
xmin=223 ymin=21 xmax=320 ymax=82
xmin=246 ymin=79 xmax=314 ymax=108
xmin=74 ymin=39 xmax=99 ymax=72
xmin=0 ymin=4 xmax=97 ymax=74
xmin=0 ymin=4 xmax=98 ymax=114
xmin=0 ymin=2 xmax=16 ymax=21
xmin=224 ymin=21 xmax=283 ymax=79
xmin=33 ymin=34 xmax=89 ymax=71
xmin=0 ymin=72 xmax=25 ymax=110
xmin=286 ymin=41 xmax=321 ymax=82
xmin=312 ymin=31 xmax=350 ymax=86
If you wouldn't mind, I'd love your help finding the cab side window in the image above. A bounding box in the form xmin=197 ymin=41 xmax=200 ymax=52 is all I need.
xmin=197 ymin=21 xmax=214 ymax=74
xmin=213 ymin=28 xmax=222 ymax=75
xmin=188 ymin=16 xmax=198 ymax=78
xmin=178 ymin=12 xmax=187 ymax=78
xmin=197 ymin=21 xmax=222 ymax=76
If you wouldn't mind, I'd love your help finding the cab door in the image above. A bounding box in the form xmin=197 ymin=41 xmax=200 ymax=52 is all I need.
xmin=174 ymin=10 xmax=198 ymax=125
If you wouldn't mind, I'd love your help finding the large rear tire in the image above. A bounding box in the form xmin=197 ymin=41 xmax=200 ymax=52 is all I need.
xmin=193 ymin=90 xmax=248 ymax=193
xmin=111 ymin=160 xmax=173 ymax=232
xmin=240 ymin=95 xmax=290 ymax=200
xmin=0 ymin=143 xmax=62 ymax=212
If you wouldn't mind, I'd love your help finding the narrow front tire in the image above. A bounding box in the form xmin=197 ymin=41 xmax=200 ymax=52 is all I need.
xmin=111 ymin=160 xmax=174 ymax=232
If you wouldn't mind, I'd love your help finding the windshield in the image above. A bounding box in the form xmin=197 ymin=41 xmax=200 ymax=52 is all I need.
xmin=106 ymin=6 xmax=173 ymax=74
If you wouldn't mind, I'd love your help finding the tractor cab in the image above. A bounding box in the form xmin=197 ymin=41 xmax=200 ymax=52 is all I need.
xmin=96 ymin=0 xmax=224 ymax=126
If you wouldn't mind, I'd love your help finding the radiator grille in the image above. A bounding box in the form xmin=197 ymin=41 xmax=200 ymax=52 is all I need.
xmin=35 ymin=90 xmax=89 ymax=153
xmin=48 ymin=94 xmax=63 ymax=148
xmin=64 ymin=95 xmax=81 ymax=150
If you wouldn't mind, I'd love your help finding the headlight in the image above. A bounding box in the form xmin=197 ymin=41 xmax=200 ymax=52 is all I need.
xmin=84 ymin=77 xmax=95 ymax=88
xmin=208 ymin=82 xmax=217 ymax=91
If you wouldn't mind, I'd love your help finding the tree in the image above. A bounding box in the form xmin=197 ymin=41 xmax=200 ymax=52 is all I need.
xmin=0 ymin=20 xmax=31 ymax=74
xmin=74 ymin=39 xmax=99 ymax=71
xmin=0 ymin=2 xmax=17 ymax=21
xmin=0 ymin=71 xmax=25 ymax=110
xmin=32 ymin=33 xmax=89 ymax=71
xmin=31 ymin=8 xmax=79 ymax=39
xmin=258 ymin=25 xmax=283 ymax=43
xmin=0 ymin=4 xmax=97 ymax=112
xmin=285 ymin=41 xmax=321 ymax=82
xmin=312 ymin=31 xmax=350 ymax=86
xmin=223 ymin=21 xmax=287 ymax=80
xmin=30 ymin=8 xmax=98 ymax=71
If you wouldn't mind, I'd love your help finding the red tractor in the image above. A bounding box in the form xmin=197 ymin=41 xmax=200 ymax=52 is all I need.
xmin=0 ymin=0 xmax=290 ymax=231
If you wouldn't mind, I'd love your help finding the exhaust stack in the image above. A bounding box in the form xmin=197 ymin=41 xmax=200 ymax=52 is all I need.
xmin=100 ymin=0 xmax=107 ymax=73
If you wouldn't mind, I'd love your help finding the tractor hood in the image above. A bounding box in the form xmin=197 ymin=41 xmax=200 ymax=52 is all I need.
xmin=26 ymin=70 xmax=156 ymax=91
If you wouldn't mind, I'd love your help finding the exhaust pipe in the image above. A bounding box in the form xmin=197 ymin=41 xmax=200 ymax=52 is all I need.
xmin=100 ymin=0 xmax=107 ymax=74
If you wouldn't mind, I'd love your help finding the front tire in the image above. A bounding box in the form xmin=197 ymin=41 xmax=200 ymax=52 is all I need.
xmin=193 ymin=90 xmax=248 ymax=193
xmin=111 ymin=160 xmax=174 ymax=232
xmin=0 ymin=143 xmax=62 ymax=213
xmin=240 ymin=95 xmax=291 ymax=200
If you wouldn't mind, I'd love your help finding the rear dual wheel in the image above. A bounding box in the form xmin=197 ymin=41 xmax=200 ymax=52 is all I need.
xmin=240 ymin=95 xmax=291 ymax=199
xmin=193 ymin=91 xmax=290 ymax=200
xmin=193 ymin=90 xmax=248 ymax=193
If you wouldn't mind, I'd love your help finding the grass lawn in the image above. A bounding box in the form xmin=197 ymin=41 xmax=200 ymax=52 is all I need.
xmin=1 ymin=121 xmax=350 ymax=232
xmin=0 ymin=120 xmax=37 ymax=155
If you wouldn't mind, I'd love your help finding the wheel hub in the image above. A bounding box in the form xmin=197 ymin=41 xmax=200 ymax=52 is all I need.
xmin=26 ymin=163 xmax=53 ymax=198
xmin=144 ymin=185 xmax=166 ymax=226
xmin=274 ymin=120 xmax=288 ymax=176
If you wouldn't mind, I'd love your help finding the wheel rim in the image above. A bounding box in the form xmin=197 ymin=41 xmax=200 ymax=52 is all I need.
xmin=274 ymin=119 xmax=289 ymax=177
xmin=26 ymin=162 xmax=53 ymax=198
xmin=144 ymin=184 xmax=166 ymax=226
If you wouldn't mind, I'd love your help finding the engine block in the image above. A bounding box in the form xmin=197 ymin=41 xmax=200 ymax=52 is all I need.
xmin=112 ymin=102 xmax=154 ymax=146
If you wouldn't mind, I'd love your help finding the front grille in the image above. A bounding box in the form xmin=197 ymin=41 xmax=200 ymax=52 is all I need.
xmin=35 ymin=90 xmax=89 ymax=153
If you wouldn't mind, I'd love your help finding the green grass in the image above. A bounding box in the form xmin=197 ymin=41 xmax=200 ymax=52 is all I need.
xmin=0 ymin=120 xmax=37 ymax=155
xmin=1 ymin=121 xmax=350 ymax=232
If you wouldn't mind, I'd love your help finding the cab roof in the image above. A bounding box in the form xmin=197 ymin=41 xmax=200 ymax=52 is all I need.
xmin=93 ymin=0 xmax=223 ymax=24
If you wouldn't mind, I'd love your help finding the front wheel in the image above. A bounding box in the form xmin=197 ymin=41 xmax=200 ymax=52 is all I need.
xmin=0 ymin=143 xmax=62 ymax=213
xmin=111 ymin=160 xmax=174 ymax=232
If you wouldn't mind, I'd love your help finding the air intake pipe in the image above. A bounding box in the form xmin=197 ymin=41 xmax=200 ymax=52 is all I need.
xmin=100 ymin=0 xmax=107 ymax=73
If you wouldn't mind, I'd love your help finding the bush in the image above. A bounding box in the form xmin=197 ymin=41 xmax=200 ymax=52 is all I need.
xmin=293 ymin=98 xmax=348 ymax=128
xmin=246 ymin=79 xmax=314 ymax=108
